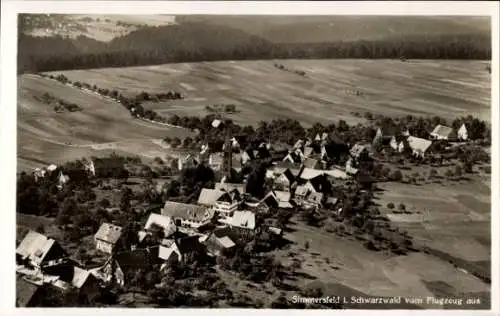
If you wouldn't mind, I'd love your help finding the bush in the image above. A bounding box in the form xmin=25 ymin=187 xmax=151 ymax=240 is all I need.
xmin=398 ymin=203 xmax=406 ymax=211
xmin=390 ymin=170 xmax=403 ymax=181
xmin=387 ymin=203 xmax=395 ymax=209
xmin=170 ymin=137 xmax=181 ymax=148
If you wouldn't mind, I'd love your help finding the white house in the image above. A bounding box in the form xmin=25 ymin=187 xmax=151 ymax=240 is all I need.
xmin=94 ymin=223 xmax=123 ymax=254
xmin=430 ymin=124 xmax=456 ymax=140
xmin=407 ymin=136 xmax=432 ymax=158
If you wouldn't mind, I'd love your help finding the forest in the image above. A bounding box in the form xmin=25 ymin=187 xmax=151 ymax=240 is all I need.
xmin=18 ymin=21 xmax=491 ymax=73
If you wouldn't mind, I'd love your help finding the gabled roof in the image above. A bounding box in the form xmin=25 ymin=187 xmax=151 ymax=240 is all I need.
xmin=71 ymin=266 xmax=94 ymax=289
xmin=407 ymin=136 xmax=432 ymax=154
xmin=431 ymin=124 xmax=454 ymax=138
xmin=274 ymin=190 xmax=291 ymax=202
xmin=95 ymin=223 xmax=122 ymax=244
xmin=16 ymin=276 xmax=41 ymax=307
xmin=162 ymin=201 xmax=213 ymax=222
xmin=217 ymin=189 xmax=241 ymax=203
xmin=215 ymin=182 xmax=246 ymax=194
xmin=176 ymin=235 xmax=205 ymax=255
xmin=229 ymin=211 xmax=256 ymax=230
xmin=197 ymin=188 xmax=226 ymax=206
xmin=114 ymin=249 xmax=152 ymax=279
xmin=295 ymin=185 xmax=309 ymax=197
xmin=47 ymin=164 xmax=58 ymax=172
xmin=16 ymin=231 xmax=48 ymax=259
xmin=144 ymin=213 xmax=177 ymax=237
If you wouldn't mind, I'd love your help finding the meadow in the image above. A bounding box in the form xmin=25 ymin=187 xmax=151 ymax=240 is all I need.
xmin=51 ymin=59 xmax=491 ymax=127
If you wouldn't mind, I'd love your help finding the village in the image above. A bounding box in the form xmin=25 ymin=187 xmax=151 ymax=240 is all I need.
xmin=16 ymin=109 xmax=491 ymax=308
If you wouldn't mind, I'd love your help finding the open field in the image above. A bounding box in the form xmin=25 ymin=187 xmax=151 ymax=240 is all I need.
xmin=17 ymin=75 xmax=195 ymax=171
xmin=51 ymin=59 xmax=491 ymax=128
xmin=274 ymin=216 xmax=490 ymax=309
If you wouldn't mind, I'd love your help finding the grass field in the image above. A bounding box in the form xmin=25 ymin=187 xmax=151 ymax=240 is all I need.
xmin=17 ymin=75 xmax=195 ymax=171
xmin=51 ymin=59 xmax=491 ymax=128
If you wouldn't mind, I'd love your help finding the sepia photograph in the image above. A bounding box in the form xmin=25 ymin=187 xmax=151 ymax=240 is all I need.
xmin=1 ymin=1 xmax=498 ymax=313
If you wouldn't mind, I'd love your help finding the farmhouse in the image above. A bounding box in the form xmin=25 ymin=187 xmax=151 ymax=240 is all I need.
xmin=208 ymin=152 xmax=224 ymax=170
xmin=272 ymin=190 xmax=294 ymax=209
xmin=407 ymin=136 xmax=433 ymax=158
xmin=458 ymin=123 xmax=468 ymax=141
xmin=69 ymin=267 xmax=101 ymax=303
xmin=159 ymin=236 xmax=205 ymax=264
xmin=162 ymin=201 xmax=215 ymax=229
xmin=94 ymin=223 xmax=123 ymax=254
xmin=303 ymin=191 xmax=324 ymax=209
xmin=430 ymin=124 xmax=456 ymax=140
xmin=16 ymin=231 xmax=68 ymax=270
xmin=197 ymin=188 xmax=226 ymax=207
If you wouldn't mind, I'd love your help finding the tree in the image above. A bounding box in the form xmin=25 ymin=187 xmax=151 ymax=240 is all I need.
xmin=454 ymin=165 xmax=463 ymax=177
xmin=398 ymin=203 xmax=406 ymax=211
xmin=182 ymin=137 xmax=193 ymax=148
xmin=170 ymin=137 xmax=181 ymax=149
xmin=387 ymin=203 xmax=395 ymax=209
xmin=390 ymin=170 xmax=403 ymax=181
xmin=57 ymin=198 xmax=77 ymax=226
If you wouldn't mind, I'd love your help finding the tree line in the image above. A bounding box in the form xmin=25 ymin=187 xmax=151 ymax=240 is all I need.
xmin=18 ymin=21 xmax=491 ymax=73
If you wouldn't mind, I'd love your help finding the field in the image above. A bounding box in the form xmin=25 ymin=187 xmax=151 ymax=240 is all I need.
xmin=17 ymin=75 xmax=195 ymax=171
xmin=51 ymin=59 xmax=491 ymax=129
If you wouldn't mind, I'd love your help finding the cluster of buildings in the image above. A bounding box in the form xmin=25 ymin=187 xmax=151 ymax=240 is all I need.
xmin=373 ymin=123 xmax=469 ymax=158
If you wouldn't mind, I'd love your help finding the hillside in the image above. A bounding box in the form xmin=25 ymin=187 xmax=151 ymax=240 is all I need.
xmin=176 ymin=16 xmax=491 ymax=43
xmin=18 ymin=15 xmax=491 ymax=73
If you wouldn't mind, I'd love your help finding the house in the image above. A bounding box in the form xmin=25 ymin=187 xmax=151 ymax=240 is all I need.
xmin=203 ymin=233 xmax=236 ymax=257
xmin=430 ymin=124 xmax=456 ymax=140
xmin=273 ymin=168 xmax=295 ymax=191
xmin=98 ymin=248 xmax=153 ymax=287
xmin=141 ymin=213 xmax=177 ymax=241
xmin=197 ymin=188 xmax=227 ymax=207
xmin=407 ymin=136 xmax=433 ymax=158
xmin=349 ymin=144 xmax=369 ymax=161
xmin=272 ymin=162 xmax=303 ymax=178
xmin=16 ymin=276 xmax=46 ymax=307
xmin=457 ymin=123 xmax=468 ymax=141
xmin=222 ymin=211 xmax=256 ymax=230
xmin=33 ymin=168 xmax=46 ymax=182
xmin=208 ymin=152 xmax=224 ymax=170
xmin=94 ymin=223 xmax=123 ymax=254
xmin=322 ymin=132 xmax=349 ymax=162
xmin=283 ymin=150 xmax=304 ymax=164
xmin=214 ymin=189 xmax=242 ymax=217
xmin=84 ymin=157 xmax=125 ymax=178
xmin=272 ymin=190 xmax=294 ymax=209
xmin=162 ymin=201 xmax=215 ymax=229
xmin=159 ymin=236 xmax=205 ymax=264
xmin=303 ymin=192 xmax=324 ymax=209
xmin=47 ymin=164 xmax=58 ymax=173
xmin=299 ymin=168 xmax=325 ymax=181
xmin=177 ymin=154 xmax=199 ymax=171
xmin=16 ymin=231 xmax=68 ymax=270
xmin=389 ymin=135 xmax=409 ymax=153
xmin=241 ymin=149 xmax=255 ymax=165
xmin=70 ymin=267 xmax=101 ymax=303
xmin=294 ymin=185 xmax=310 ymax=203
xmin=215 ymin=182 xmax=246 ymax=195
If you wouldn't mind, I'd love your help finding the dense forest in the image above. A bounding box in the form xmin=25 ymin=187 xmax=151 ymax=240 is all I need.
xmin=18 ymin=21 xmax=491 ymax=73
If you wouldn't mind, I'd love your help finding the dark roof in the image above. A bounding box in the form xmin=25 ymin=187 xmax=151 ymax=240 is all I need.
xmin=176 ymin=236 xmax=205 ymax=255
xmin=16 ymin=276 xmax=41 ymax=307
xmin=303 ymin=157 xmax=321 ymax=169
xmin=326 ymin=132 xmax=346 ymax=145
xmin=115 ymin=248 xmax=153 ymax=279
